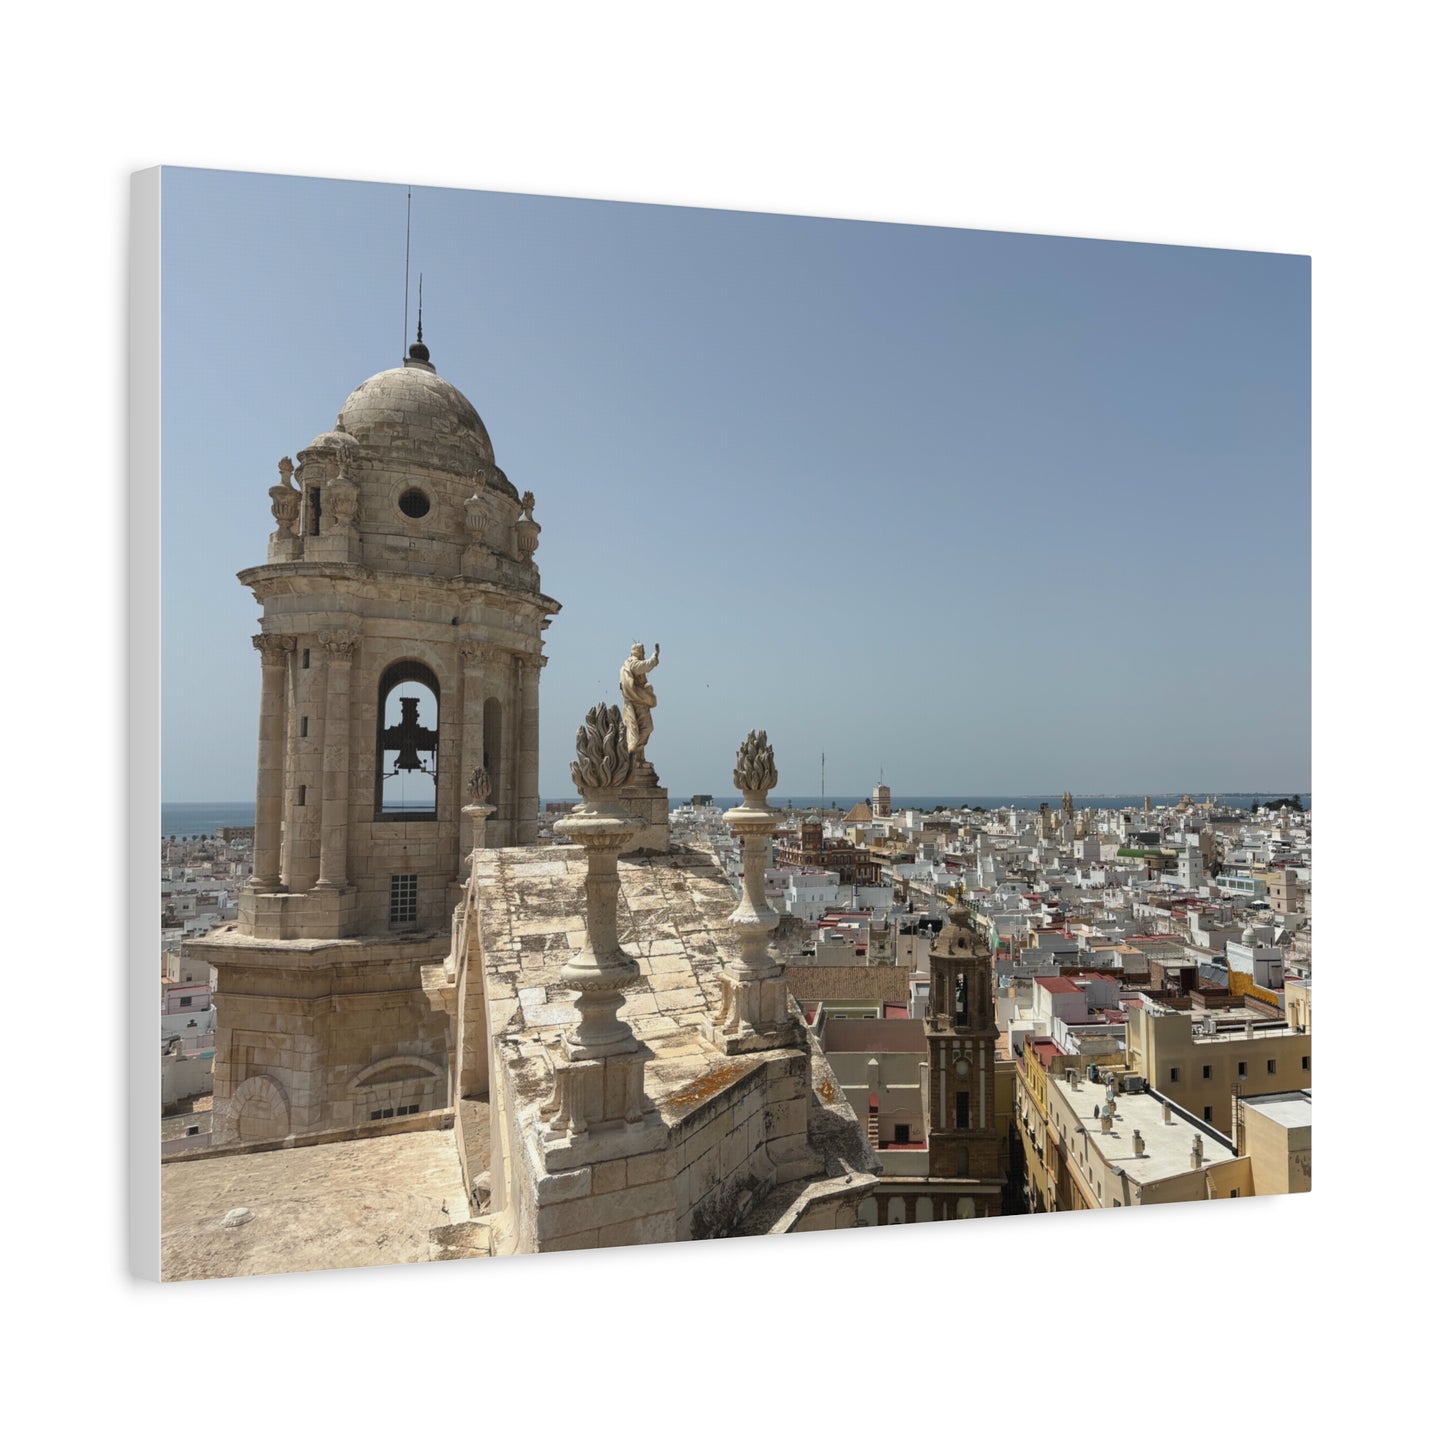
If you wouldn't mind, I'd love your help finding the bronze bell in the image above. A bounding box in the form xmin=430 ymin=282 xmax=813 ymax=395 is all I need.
xmin=382 ymin=696 xmax=438 ymax=773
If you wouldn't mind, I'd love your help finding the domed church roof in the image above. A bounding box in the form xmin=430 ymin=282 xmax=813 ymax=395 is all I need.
xmin=336 ymin=351 xmax=496 ymax=479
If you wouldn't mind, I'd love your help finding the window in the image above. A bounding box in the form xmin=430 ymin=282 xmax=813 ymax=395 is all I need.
xmin=1237 ymin=1062 xmax=1248 ymax=1078
xmin=307 ymin=486 xmax=322 ymax=536
xmin=375 ymin=660 xmax=441 ymax=820
xmin=302 ymin=648 xmax=311 ymax=669
xmin=398 ymin=488 xmax=431 ymax=519
xmin=179 ymin=996 xmax=193 ymax=1008
xmin=370 ymin=1108 xmax=395 ymax=1121
xmin=1203 ymin=1106 xmax=1213 ymax=1122
xmin=298 ymin=785 xmax=307 ymax=806
xmin=1169 ymin=1067 xmax=1179 ymax=1083
xmin=300 ymin=716 xmax=308 ymax=738
xmin=1302 ymin=1055 xmax=1310 ymax=1071
xmin=1203 ymin=1064 xmax=1213 ymax=1080
xmin=893 ymin=1124 xmax=910 ymax=1144
xmin=1267 ymin=1059 xmax=1277 ymax=1075
xmin=389 ymin=874 xmax=418 ymax=926
xmin=955 ymin=1091 xmax=970 ymax=1130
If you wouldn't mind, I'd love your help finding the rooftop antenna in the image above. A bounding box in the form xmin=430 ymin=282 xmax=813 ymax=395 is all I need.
xmin=402 ymin=187 xmax=412 ymax=360
xmin=820 ymin=751 xmax=825 ymax=812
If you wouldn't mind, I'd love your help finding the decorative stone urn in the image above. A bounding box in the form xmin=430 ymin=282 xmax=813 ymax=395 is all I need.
xmin=706 ymin=730 xmax=800 ymax=1053
xmin=551 ymin=703 xmax=642 ymax=1059
xmin=514 ymin=490 xmax=541 ymax=564
xmin=267 ymin=456 xmax=303 ymax=560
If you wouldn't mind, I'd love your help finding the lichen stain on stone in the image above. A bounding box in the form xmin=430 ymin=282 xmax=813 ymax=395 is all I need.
xmin=815 ymin=1076 xmax=837 ymax=1104
xmin=660 ymin=1058 xmax=754 ymax=1112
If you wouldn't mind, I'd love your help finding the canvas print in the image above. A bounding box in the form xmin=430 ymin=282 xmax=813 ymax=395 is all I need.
xmin=153 ymin=168 xmax=1311 ymax=1280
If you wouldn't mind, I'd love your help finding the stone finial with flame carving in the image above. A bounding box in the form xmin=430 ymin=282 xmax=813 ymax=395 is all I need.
xmin=733 ymin=729 xmax=778 ymax=806
xmin=570 ymin=703 xmax=634 ymax=799
xmin=466 ymin=764 xmax=492 ymax=804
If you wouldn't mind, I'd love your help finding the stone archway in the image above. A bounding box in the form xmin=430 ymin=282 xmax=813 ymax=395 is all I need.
xmin=224 ymin=1074 xmax=290 ymax=1143
xmin=348 ymin=1054 xmax=446 ymax=1125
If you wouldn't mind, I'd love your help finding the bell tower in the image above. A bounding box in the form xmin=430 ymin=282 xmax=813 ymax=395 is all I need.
xmin=923 ymin=903 xmax=1005 ymax=1213
xmin=190 ymin=336 xmax=561 ymax=1144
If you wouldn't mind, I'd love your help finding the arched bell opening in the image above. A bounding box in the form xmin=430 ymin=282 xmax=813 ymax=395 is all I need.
xmin=374 ymin=660 xmax=441 ymax=821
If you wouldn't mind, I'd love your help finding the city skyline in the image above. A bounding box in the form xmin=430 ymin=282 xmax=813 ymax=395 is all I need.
xmin=161 ymin=168 xmax=1310 ymax=802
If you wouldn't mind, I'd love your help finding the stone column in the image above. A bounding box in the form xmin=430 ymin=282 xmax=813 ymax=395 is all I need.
xmin=492 ymin=662 xmax=514 ymax=847
xmin=457 ymin=642 xmax=489 ymax=876
xmin=553 ymin=802 xmax=640 ymax=1059
xmin=316 ymin=630 xmax=359 ymax=888
xmin=515 ymin=654 xmax=543 ymax=844
xmin=250 ymin=633 xmax=294 ymax=889
xmin=507 ymin=652 xmax=524 ymax=845
xmin=706 ymin=730 xmax=801 ymax=1054
xmin=540 ymin=703 xmax=657 ymax=1151
xmin=282 ymin=640 xmax=315 ymax=891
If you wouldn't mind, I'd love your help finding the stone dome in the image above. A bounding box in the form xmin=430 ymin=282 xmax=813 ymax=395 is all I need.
xmin=337 ymin=362 xmax=496 ymax=478
xmin=300 ymin=428 xmax=358 ymax=455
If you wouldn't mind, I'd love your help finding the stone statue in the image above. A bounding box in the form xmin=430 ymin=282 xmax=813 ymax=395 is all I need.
xmin=619 ymin=642 xmax=660 ymax=758
xmin=520 ymin=490 xmax=536 ymax=521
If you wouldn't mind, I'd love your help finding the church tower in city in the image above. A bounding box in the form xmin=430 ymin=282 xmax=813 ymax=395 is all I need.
xmin=922 ymin=904 xmax=1005 ymax=1216
xmin=192 ymin=332 xmax=560 ymax=1144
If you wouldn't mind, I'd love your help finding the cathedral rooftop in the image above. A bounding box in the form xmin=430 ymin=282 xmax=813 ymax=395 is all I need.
xmin=160 ymin=1123 xmax=473 ymax=1281
xmin=474 ymin=843 xmax=876 ymax=1222
xmin=478 ymin=844 xmax=764 ymax=1114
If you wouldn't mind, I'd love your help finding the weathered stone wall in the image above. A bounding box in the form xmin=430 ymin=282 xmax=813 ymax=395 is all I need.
xmin=197 ymin=935 xmax=453 ymax=1144
xmin=666 ymin=1051 xmax=810 ymax=1239
xmin=530 ymin=1141 xmax=677 ymax=1253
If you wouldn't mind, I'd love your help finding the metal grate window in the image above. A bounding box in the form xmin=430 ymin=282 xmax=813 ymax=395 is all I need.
xmin=389 ymin=874 xmax=418 ymax=925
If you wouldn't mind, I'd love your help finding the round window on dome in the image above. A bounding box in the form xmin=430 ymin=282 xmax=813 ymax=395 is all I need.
xmin=398 ymin=488 xmax=431 ymax=520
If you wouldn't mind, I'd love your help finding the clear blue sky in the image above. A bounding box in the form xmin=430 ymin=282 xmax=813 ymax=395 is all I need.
xmin=161 ymin=166 xmax=1309 ymax=802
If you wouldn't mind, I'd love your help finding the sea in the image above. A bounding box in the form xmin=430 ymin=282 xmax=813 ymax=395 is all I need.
xmin=161 ymin=793 xmax=1310 ymax=839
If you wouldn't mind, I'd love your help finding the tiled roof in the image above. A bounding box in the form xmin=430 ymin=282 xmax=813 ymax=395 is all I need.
xmin=1037 ymin=977 xmax=1084 ymax=995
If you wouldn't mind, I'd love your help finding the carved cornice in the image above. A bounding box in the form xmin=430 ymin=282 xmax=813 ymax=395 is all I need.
xmin=252 ymin=633 xmax=297 ymax=663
